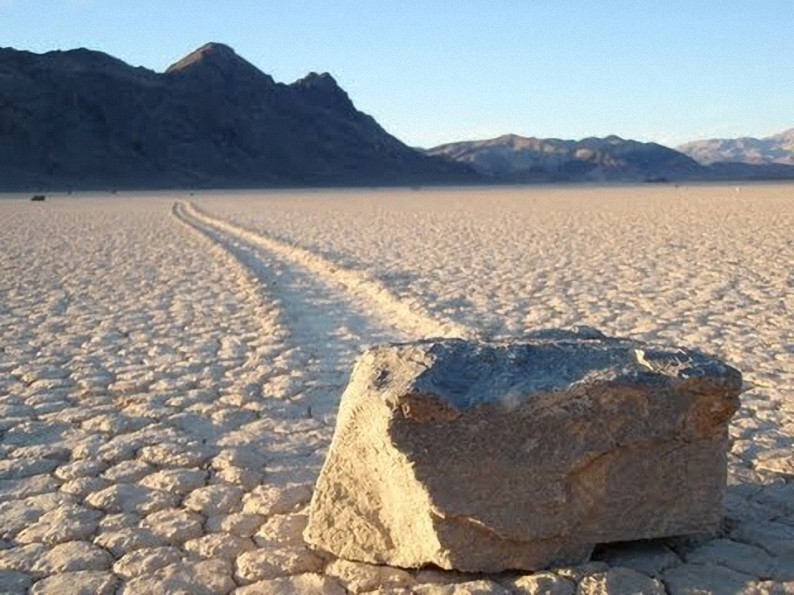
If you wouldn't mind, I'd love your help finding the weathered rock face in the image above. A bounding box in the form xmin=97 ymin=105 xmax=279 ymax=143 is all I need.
xmin=304 ymin=328 xmax=742 ymax=572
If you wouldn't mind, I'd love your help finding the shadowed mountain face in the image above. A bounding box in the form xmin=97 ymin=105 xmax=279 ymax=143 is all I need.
xmin=678 ymin=129 xmax=794 ymax=166
xmin=0 ymin=43 xmax=472 ymax=190
xmin=426 ymin=134 xmax=707 ymax=182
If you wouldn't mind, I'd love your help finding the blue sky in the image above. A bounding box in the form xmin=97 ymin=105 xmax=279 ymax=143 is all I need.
xmin=1 ymin=1 xmax=790 ymax=148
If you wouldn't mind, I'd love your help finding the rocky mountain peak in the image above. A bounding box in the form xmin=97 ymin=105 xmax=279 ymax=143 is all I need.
xmin=291 ymin=71 xmax=355 ymax=114
xmin=165 ymin=42 xmax=258 ymax=76
xmin=495 ymin=133 xmax=523 ymax=142
xmin=294 ymin=71 xmax=339 ymax=88
xmin=163 ymin=42 xmax=276 ymax=91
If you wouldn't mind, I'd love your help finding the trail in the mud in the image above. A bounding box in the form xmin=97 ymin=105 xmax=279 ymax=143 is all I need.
xmin=175 ymin=201 xmax=472 ymax=339
xmin=173 ymin=201 xmax=468 ymax=421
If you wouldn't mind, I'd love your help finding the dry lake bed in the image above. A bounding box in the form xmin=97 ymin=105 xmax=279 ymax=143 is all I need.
xmin=0 ymin=184 xmax=792 ymax=594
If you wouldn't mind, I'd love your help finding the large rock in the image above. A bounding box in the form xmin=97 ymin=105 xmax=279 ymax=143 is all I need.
xmin=304 ymin=328 xmax=742 ymax=572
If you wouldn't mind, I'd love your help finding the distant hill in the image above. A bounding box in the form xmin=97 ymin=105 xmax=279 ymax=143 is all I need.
xmin=0 ymin=43 xmax=473 ymax=190
xmin=678 ymin=129 xmax=794 ymax=166
xmin=426 ymin=134 xmax=706 ymax=182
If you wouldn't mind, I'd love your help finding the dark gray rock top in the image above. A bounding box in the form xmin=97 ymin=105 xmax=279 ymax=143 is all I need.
xmin=360 ymin=327 xmax=743 ymax=413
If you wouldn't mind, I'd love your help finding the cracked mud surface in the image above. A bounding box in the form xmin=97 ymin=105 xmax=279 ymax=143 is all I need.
xmin=0 ymin=185 xmax=792 ymax=594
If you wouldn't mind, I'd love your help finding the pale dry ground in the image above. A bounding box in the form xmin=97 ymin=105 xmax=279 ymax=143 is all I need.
xmin=0 ymin=184 xmax=792 ymax=594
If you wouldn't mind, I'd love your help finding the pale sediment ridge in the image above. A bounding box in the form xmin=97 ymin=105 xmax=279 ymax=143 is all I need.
xmin=171 ymin=199 xmax=420 ymax=423
xmin=0 ymin=186 xmax=791 ymax=594
xmin=174 ymin=200 xmax=473 ymax=341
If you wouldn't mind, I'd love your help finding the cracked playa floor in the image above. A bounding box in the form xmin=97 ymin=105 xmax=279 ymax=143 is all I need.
xmin=0 ymin=185 xmax=792 ymax=594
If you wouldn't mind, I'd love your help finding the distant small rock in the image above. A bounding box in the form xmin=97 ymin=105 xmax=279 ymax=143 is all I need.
xmin=305 ymin=328 xmax=742 ymax=572
xmin=30 ymin=195 xmax=45 ymax=201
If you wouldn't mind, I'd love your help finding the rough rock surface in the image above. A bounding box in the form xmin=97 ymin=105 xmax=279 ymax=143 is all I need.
xmin=305 ymin=330 xmax=742 ymax=572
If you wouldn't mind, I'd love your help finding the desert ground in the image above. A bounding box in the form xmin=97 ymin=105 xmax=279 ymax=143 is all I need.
xmin=0 ymin=184 xmax=792 ymax=594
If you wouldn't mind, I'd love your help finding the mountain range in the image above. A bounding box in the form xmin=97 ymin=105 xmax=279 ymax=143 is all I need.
xmin=425 ymin=134 xmax=705 ymax=182
xmin=677 ymin=130 xmax=794 ymax=166
xmin=0 ymin=43 xmax=470 ymax=190
xmin=0 ymin=43 xmax=792 ymax=190
xmin=425 ymin=132 xmax=794 ymax=182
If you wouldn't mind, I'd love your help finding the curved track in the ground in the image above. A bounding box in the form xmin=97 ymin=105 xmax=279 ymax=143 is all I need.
xmin=172 ymin=201 xmax=471 ymax=421
xmin=173 ymin=201 xmax=472 ymax=340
